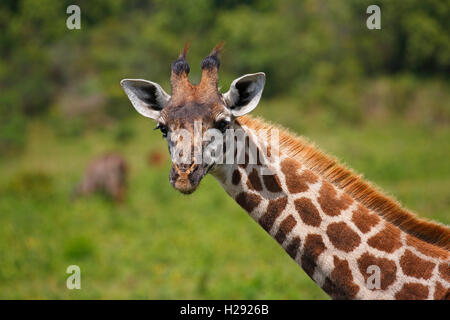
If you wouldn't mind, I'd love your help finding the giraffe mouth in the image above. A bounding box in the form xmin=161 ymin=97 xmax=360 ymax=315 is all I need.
xmin=169 ymin=163 xmax=207 ymax=194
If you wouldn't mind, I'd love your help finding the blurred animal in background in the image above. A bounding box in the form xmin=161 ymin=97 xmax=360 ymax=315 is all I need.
xmin=74 ymin=153 xmax=127 ymax=202
xmin=147 ymin=149 xmax=167 ymax=167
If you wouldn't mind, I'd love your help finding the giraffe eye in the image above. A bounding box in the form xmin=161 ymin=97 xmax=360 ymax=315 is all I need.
xmin=155 ymin=123 xmax=168 ymax=138
xmin=215 ymin=119 xmax=230 ymax=134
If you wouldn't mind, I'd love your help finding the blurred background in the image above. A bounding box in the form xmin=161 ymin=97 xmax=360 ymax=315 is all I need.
xmin=0 ymin=0 xmax=449 ymax=299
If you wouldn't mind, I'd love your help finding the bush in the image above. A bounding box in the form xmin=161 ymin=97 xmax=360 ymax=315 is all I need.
xmin=6 ymin=170 xmax=53 ymax=198
xmin=0 ymin=111 xmax=27 ymax=156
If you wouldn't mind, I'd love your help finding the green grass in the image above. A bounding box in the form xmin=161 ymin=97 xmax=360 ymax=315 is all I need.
xmin=0 ymin=101 xmax=449 ymax=299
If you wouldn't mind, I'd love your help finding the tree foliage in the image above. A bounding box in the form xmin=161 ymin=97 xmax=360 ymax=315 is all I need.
xmin=0 ymin=0 xmax=448 ymax=153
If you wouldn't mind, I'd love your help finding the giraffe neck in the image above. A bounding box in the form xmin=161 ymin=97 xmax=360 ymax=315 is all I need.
xmin=210 ymin=121 xmax=450 ymax=300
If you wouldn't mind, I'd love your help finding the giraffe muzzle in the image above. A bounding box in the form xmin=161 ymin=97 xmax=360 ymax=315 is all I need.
xmin=169 ymin=163 xmax=206 ymax=194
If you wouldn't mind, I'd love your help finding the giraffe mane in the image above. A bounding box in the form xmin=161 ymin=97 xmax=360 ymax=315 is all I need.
xmin=238 ymin=115 xmax=450 ymax=250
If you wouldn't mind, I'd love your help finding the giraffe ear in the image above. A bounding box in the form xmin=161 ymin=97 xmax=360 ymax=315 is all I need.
xmin=223 ymin=72 xmax=265 ymax=117
xmin=120 ymin=79 xmax=170 ymax=120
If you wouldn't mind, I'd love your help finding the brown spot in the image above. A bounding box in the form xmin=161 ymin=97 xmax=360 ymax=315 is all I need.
xmin=246 ymin=168 xmax=263 ymax=191
xmin=327 ymin=222 xmax=361 ymax=253
xmin=322 ymin=256 xmax=360 ymax=300
xmin=259 ymin=197 xmax=288 ymax=232
xmin=237 ymin=135 xmax=251 ymax=169
xmin=294 ymin=197 xmax=322 ymax=227
xmin=286 ymin=236 xmax=301 ymax=259
xmin=439 ymin=263 xmax=450 ymax=282
xmin=367 ymin=223 xmax=402 ymax=253
xmin=238 ymin=151 xmax=249 ymax=169
xmin=351 ymin=204 xmax=380 ymax=233
xmin=147 ymin=150 xmax=166 ymax=167
xmin=280 ymin=158 xmax=318 ymax=194
xmin=275 ymin=215 xmax=297 ymax=244
xmin=235 ymin=192 xmax=261 ymax=213
xmin=357 ymin=252 xmax=397 ymax=290
xmin=406 ymin=235 xmax=449 ymax=260
xmin=434 ymin=282 xmax=450 ymax=300
xmin=395 ymin=283 xmax=429 ymax=300
xmin=263 ymin=174 xmax=283 ymax=193
xmin=266 ymin=144 xmax=271 ymax=158
xmin=256 ymin=153 xmax=264 ymax=166
xmin=317 ymin=182 xmax=353 ymax=217
xmin=400 ymin=250 xmax=435 ymax=280
xmin=301 ymin=234 xmax=326 ymax=278
xmin=231 ymin=169 xmax=241 ymax=185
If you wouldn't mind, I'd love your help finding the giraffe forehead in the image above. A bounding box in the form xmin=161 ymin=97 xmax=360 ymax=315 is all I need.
xmin=163 ymin=98 xmax=226 ymax=127
xmin=164 ymin=103 xmax=212 ymax=127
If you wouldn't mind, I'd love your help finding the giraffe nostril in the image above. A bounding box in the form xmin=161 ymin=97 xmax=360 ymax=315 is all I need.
xmin=176 ymin=163 xmax=189 ymax=172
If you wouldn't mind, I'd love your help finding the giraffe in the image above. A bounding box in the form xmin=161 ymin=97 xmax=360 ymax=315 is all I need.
xmin=121 ymin=43 xmax=450 ymax=300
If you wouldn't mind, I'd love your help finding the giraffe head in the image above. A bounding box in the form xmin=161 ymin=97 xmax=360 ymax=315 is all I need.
xmin=121 ymin=43 xmax=265 ymax=194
